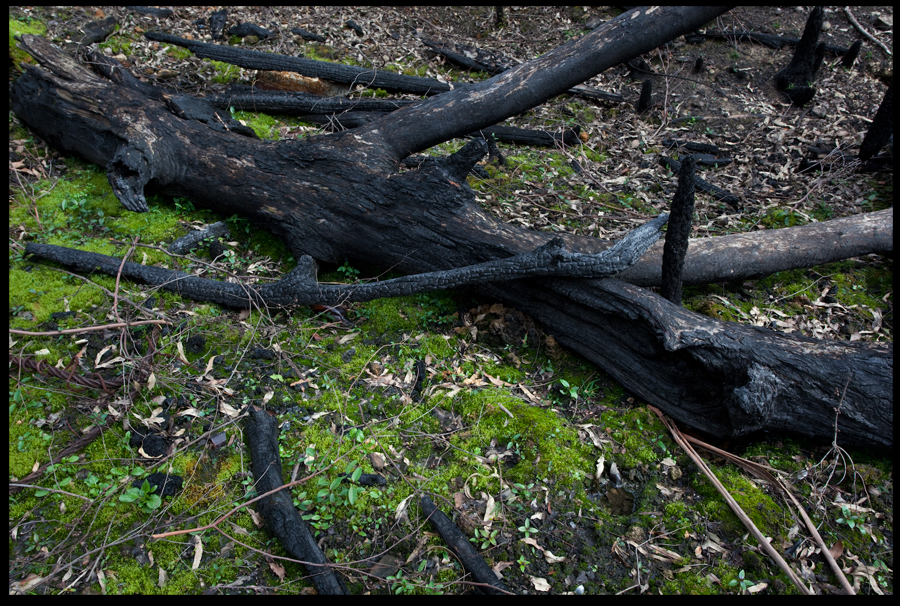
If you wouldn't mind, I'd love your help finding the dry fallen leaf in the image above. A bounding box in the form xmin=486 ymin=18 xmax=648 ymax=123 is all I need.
xmin=530 ymin=575 xmax=551 ymax=592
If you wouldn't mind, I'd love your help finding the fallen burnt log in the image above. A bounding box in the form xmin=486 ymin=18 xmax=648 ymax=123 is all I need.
xmin=477 ymin=276 xmax=892 ymax=452
xmin=209 ymin=89 xmax=580 ymax=146
xmin=291 ymin=27 xmax=326 ymax=43
xmin=658 ymin=156 xmax=740 ymax=209
xmin=10 ymin=7 xmax=892 ymax=451
xmin=420 ymin=496 xmax=509 ymax=595
xmin=474 ymin=124 xmax=582 ymax=147
xmin=145 ymin=31 xmax=452 ymax=96
xmin=799 ymin=145 xmax=892 ymax=174
xmin=244 ymin=407 xmax=348 ymax=594
xmin=421 ymin=38 xmax=625 ymax=104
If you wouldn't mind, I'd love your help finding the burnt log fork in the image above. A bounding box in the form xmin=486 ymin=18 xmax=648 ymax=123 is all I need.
xmin=10 ymin=5 xmax=892 ymax=453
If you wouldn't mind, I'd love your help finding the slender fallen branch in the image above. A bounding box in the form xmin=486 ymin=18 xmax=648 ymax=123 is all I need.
xmin=650 ymin=406 xmax=813 ymax=595
xmin=420 ymin=495 xmax=512 ymax=595
xmin=682 ymin=434 xmax=855 ymax=594
xmin=777 ymin=475 xmax=855 ymax=594
xmin=843 ymin=7 xmax=892 ymax=57
xmin=151 ymin=476 xmax=302 ymax=540
xmin=9 ymin=483 xmax=94 ymax=502
xmin=244 ymin=406 xmax=347 ymax=594
xmin=24 ymin=214 xmax=668 ymax=309
xmin=9 ymin=319 xmax=170 ymax=337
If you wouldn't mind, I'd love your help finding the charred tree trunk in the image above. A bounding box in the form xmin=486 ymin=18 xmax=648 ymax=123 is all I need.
xmin=774 ymin=6 xmax=826 ymax=106
xmin=660 ymin=157 xmax=696 ymax=305
xmin=859 ymin=82 xmax=893 ymax=162
xmin=10 ymin=6 xmax=893 ymax=452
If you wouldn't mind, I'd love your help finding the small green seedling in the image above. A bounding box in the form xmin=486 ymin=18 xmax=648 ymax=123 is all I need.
xmin=471 ymin=527 xmax=500 ymax=550
xmin=558 ymin=378 xmax=579 ymax=400
xmin=518 ymin=518 xmax=539 ymax=539
xmin=728 ymin=569 xmax=754 ymax=594
xmin=119 ymin=479 xmax=163 ymax=514
xmin=836 ymin=505 xmax=868 ymax=535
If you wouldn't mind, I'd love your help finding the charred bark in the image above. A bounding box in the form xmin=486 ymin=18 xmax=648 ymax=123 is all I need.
xmin=859 ymin=82 xmax=893 ymax=162
xmin=660 ymin=157 xmax=695 ymax=305
xmin=774 ymin=7 xmax=826 ymax=106
xmin=841 ymin=39 xmax=862 ymax=69
xmin=420 ymin=496 xmax=509 ymax=595
xmin=10 ymin=6 xmax=893 ymax=452
xmin=290 ymin=27 xmax=326 ymax=44
xmin=244 ymin=407 xmax=348 ymax=594
xmin=23 ymin=213 xmax=668 ymax=309
xmin=636 ymin=79 xmax=653 ymax=114
xmin=145 ymin=31 xmax=451 ymax=96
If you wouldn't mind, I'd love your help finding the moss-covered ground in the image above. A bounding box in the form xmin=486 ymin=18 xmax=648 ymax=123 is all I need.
xmin=9 ymin=7 xmax=892 ymax=596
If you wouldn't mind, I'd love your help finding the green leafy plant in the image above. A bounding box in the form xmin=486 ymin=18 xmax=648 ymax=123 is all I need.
xmin=16 ymin=429 xmax=51 ymax=452
xmin=728 ymin=569 xmax=754 ymax=594
xmin=314 ymin=461 xmax=366 ymax=510
xmin=558 ymin=378 xmax=579 ymax=400
xmin=517 ymin=554 xmax=531 ymax=572
xmin=226 ymin=213 xmax=252 ymax=235
xmin=652 ymin=434 xmax=671 ymax=456
xmin=173 ymin=197 xmax=195 ymax=213
xmin=517 ymin=518 xmax=539 ymax=539
xmin=337 ymin=261 xmax=360 ymax=281
xmin=471 ymin=527 xmax=500 ymax=550
xmin=763 ymin=207 xmax=803 ymax=228
xmin=813 ymin=201 xmax=835 ymax=220
xmin=60 ymin=193 xmax=109 ymax=233
xmin=506 ymin=433 xmax=522 ymax=454
xmin=836 ymin=505 xmax=868 ymax=535
xmin=414 ymin=292 xmax=457 ymax=326
xmin=386 ymin=570 xmax=416 ymax=594
xmin=119 ymin=479 xmax=163 ymax=514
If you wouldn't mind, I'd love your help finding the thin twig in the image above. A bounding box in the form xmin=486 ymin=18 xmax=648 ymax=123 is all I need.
xmin=683 ymin=433 xmax=855 ymax=595
xmin=112 ymin=236 xmax=140 ymax=323
xmin=9 ymin=483 xmax=94 ymax=502
xmin=778 ymin=478 xmax=855 ymax=594
xmin=9 ymin=319 xmax=170 ymax=336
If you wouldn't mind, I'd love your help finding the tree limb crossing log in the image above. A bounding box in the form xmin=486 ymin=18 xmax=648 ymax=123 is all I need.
xmin=24 ymin=214 xmax=668 ymax=308
xmin=10 ymin=7 xmax=892 ymax=452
